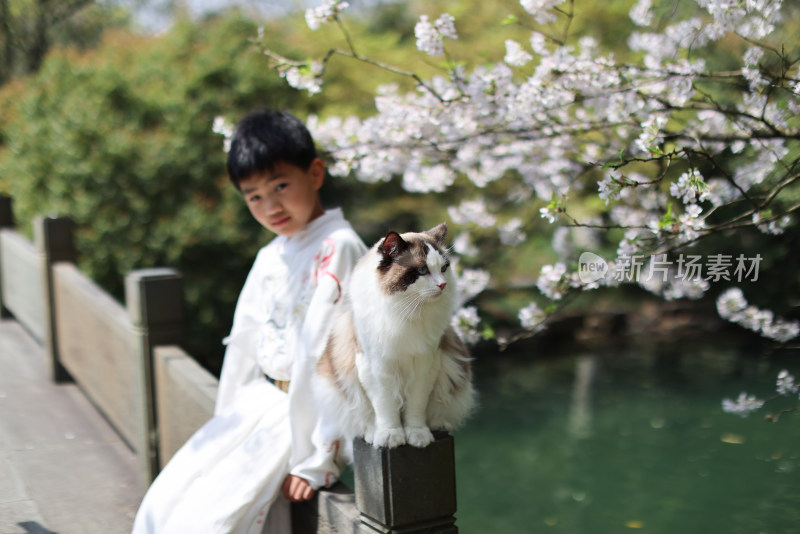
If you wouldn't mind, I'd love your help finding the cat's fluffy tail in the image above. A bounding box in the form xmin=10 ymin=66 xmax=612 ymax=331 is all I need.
xmin=427 ymin=338 xmax=477 ymax=432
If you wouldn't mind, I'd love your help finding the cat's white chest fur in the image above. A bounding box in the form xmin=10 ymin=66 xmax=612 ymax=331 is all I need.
xmin=315 ymin=224 xmax=476 ymax=450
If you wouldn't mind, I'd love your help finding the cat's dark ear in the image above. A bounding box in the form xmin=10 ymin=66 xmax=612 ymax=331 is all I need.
xmin=425 ymin=223 xmax=447 ymax=246
xmin=381 ymin=231 xmax=408 ymax=259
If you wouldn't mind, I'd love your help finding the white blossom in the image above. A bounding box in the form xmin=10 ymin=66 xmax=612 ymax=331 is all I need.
xmin=753 ymin=213 xmax=792 ymax=235
xmin=529 ymin=32 xmax=548 ymax=55
xmin=776 ymin=370 xmax=799 ymax=396
xmin=452 ymin=306 xmax=482 ymax=345
xmin=743 ymin=46 xmax=764 ymax=67
xmin=706 ymin=178 xmax=740 ymax=207
xmin=763 ymin=319 xmax=800 ymax=344
xmin=670 ymin=171 xmax=710 ymax=205
xmin=662 ymin=276 xmax=710 ymax=301
xmin=630 ymin=0 xmax=654 ymax=26
xmin=716 ymin=287 xmax=748 ymax=319
xmin=696 ymin=0 xmax=781 ymax=40
xmin=448 ymin=199 xmax=497 ymax=228
xmin=434 ymin=13 xmax=458 ymax=40
xmin=537 ymin=263 xmax=567 ymax=300
xmin=456 ymin=268 xmax=491 ymax=306
xmin=402 ymin=164 xmax=455 ymax=193
xmin=598 ymin=171 xmax=624 ymax=205
xmin=675 ymin=204 xmax=706 ymax=244
xmin=498 ymin=218 xmax=527 ymax=246
xmin=634 ymin=115 xmax=668 ymax=155
xmin=722 ymin=392 xmax=765 ymax=417
xmin=305 ymin=0 xmax=349 ymax=31
xmin=504 ymin=40 xmax=533 ymax=67
xmin=414 ymin=16 xmax=442 ymax=57
xmin=717 ymin=288 xmax=800 ymax=343
xmin=736 ymin=305 xmax=773 ymax=332
xmin=520 ymin=0 xmax=564 ymax=25
xmin=415 ymin=14 xmax=458 ymax=57
xmin=212 ymin=116 xmax=234 ymax=153
xmin=281 ymin=62 xmax=323 ymax=94
xmin=539 ymin=205 xmax=558 ymax=224
xmin=518 ymin=301 xmax=546 ymax=332
xmin=742 ymin=52 xmax=768 ymax=92
xmin=452 ymin=231 xmax=479 ymax=257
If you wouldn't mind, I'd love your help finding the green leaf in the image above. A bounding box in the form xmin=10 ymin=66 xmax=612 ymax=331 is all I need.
xmin=658 ymin=203 xmax=677 ymax=229
xmin=501 ymin=15 xmax=519 ymax=25
xmin=481 ymin=324 xmax=496 ymax=339
xmin=601 ymin=149 xmax=626 ymax=169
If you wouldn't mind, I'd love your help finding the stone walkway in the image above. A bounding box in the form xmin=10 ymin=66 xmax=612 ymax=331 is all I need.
xmin=0 ymin=319 xmax=143 ymax=534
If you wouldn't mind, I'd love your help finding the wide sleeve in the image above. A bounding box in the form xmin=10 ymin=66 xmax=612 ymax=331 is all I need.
xmin=288 ymin=231 xmax=367 ymax=489
xmin=214 ymin=247 xmax=271 ymax=415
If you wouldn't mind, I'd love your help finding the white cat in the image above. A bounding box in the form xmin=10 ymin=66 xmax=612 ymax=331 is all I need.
xmin=316 ymin=223 xmax=475 ymax=449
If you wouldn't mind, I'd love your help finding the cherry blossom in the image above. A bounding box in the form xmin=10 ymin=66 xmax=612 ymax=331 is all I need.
xmin=722 ymin=392 xmax=765 ymax=417
xmin=414 ymin=14 xmax=458 ymax=57
xmin=776 ymin=370 xmax=799 ymax=397
xmin=504 ymin=40 xmax=533 ymax=67
xmin=305 ymin=0 xmax=349 ymax=30
xmin=261 ymin=0 xmax=798 ymax=349
xmin=724 ymin=369 xmax=800 ymax=420
xmin=452 ymin=306 xmax=482 ymax=345
xmin=716 ymin=288 xmax=799 ymax=343
xmin=520 ymin=0 xmax=564 ymax=24
xmin=518 ymin=301 xmax=547 ymax=332
xmin=212 ymin=116 xmax=234 ymax=153
xmin=536 ymin=263 xmax=568 ymax=300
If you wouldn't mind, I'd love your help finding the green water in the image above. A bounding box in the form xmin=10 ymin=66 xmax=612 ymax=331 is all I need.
xmin=453 ymin=342 xmax=800 ymax=534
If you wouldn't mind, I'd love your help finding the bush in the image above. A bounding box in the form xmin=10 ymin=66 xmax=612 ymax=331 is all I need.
xmin=0 ymin=13 xmax=314 ymax=372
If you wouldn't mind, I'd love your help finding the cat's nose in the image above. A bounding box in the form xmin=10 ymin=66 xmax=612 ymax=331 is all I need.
xmin=438 ymin=282 xmax=447 ymax=291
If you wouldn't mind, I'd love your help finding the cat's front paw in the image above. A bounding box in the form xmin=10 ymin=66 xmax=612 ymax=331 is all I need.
xmin=404 ymin=426 xmax=434 ymax=448
xmin=372 ymin=427 xmax=406 ymax=448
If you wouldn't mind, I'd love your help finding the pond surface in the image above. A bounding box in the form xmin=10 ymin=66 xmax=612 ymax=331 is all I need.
xmin=453 ymin=341 xmax=800 ymax=534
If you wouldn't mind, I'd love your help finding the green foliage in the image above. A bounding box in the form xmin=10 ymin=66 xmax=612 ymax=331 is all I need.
xmin=0 ymin=14 xmax=313 ymax=371
xmin=0 ymin=0 xmax=130 ymax=82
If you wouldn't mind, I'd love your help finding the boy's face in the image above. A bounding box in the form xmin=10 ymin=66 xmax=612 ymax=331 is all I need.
xmin=239 ymin=158 xmax=325 ymax=237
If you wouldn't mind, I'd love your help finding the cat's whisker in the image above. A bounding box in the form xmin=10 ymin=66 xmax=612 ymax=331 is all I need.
xmin=403 ymin=294 xmax=427 ymax=320
xmin=395 ymin=293 xmax=426 ymax=321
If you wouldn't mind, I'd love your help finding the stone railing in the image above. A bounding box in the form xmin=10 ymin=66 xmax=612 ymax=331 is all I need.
xmin=0 ymin=195 xmax=462 ymax=533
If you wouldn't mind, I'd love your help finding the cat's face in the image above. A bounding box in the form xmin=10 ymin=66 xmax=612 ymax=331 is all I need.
xmin=376 ymin=223 xmax=453 ymax=302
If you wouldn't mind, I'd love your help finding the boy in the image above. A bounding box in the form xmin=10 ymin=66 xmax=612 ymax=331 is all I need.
xmin=132 ymin=110 xmax=367 ymax=533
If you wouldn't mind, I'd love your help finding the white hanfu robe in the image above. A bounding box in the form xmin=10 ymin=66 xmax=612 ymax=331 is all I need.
xmin=132 ymin=209 xmax=367 ymax=534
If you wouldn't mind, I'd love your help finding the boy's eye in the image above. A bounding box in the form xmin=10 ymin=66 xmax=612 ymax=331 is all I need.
xmin=248 ymin=195 xmax=261 ymax=202
xmin=417 ymin=266 xmax=429 ymax=275
xmin=275 ymin=182 xmax=288 ymax=192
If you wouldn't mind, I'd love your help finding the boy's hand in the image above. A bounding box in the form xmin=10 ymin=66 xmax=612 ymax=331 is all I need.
xmin=282 ymin=474 xmax=315 ymax=502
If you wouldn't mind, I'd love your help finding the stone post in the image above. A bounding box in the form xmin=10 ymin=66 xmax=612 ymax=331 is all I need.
xmin=354 ymin=432 xmax=459 ymax=534
xmin=0 ymin=195 xmax=13 ymax=318
xmin=126 ymin=268 xmax=184 ymax=484
xmin=34 ymin=216 xmax=75 ymax=383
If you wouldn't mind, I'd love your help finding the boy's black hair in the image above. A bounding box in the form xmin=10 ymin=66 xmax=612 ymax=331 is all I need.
xmin=227 ymin=109 xmax=318 ymax=187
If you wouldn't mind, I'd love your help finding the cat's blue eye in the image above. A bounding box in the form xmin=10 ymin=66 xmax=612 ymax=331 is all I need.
xmin=441 ymin=264 xmax=449 ymax=273
xmin=417 ymin=266 xmax=429 ymax=275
